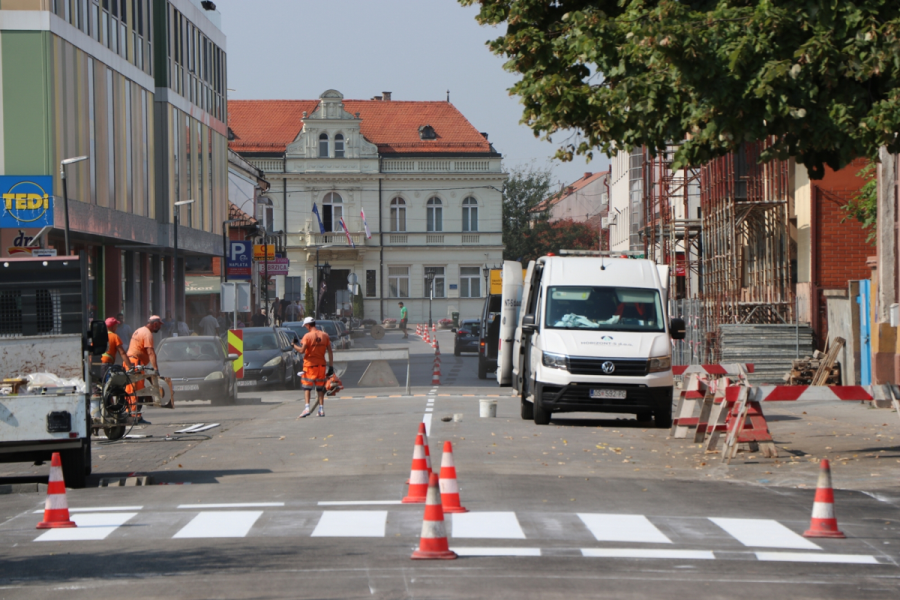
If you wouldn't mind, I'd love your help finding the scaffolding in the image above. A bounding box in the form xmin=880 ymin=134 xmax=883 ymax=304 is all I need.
xmin=699 ymin=141 xmax=794 ymax=360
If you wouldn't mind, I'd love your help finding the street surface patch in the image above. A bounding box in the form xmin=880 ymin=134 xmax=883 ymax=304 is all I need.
xmin=451 ymin=547 xmax=542 ymax=557
xmin=173 ymin=511 xmax=263 ymax=538
xmin=451 ymin=512 xmax=526 ymax=539
xmin=578 ymin=513 xmax=672 ymax=544
xmin=581 ymin=548 xmax=715 ymax=560
xmin=709 ymin=518 xmax=821 ymax=550
xmin=312 ymin=510 xmax=388 ymax=537
xmin=35 ymin=512 xmax=138 ymax=542
xmin=754 ymin=552 xmax=879 ymax=564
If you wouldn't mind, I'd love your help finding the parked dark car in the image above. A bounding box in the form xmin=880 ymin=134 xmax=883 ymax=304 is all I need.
xmin=156 ymin=336 xmax=237 ymax=404
xmin=453 ymin=319 xmax=481 ymax=356
xmin=283 ymin=320 xmax=350 ymax=350
xmin=237 ymin=327 xmax=300 ymax=390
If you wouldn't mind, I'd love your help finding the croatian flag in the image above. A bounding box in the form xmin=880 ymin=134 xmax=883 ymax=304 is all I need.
xmin=339 ymin=217 xmax=355 ymax=248
xmin=360 ymin=208 xmax=372 ymax=239
xmin=311 ymin=203 xmax=325 ymax=234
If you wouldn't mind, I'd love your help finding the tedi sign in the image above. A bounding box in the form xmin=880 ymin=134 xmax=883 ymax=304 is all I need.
xmin=0 ymin=176 xmax=54 ymax=228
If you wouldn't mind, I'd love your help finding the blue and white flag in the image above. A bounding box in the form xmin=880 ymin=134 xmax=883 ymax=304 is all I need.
xmin=311 ymin=203 xmax=325 ymax=234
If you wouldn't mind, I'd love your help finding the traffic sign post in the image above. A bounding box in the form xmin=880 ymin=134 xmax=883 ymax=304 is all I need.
xmin=227 ymin=241 xmax=252 ymax=280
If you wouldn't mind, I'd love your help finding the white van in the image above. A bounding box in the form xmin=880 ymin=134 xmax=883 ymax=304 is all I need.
xmin=503 ymin=256 xmax=685 ymax=427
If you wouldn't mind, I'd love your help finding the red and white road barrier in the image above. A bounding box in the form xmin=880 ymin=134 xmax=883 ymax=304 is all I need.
xmin=673 ymin=364 xmax=754 ymax=376
xmin=726 ymin=385 xmax=884 ymax=403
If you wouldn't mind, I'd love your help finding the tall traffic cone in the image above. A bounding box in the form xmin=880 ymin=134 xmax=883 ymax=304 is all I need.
xmin=411 ymin=473 xmax=457 ymax=560
xmin=424 ymin=328 xmax=430 ymax=344
xmin=432 ymin=323 xmax=436 ymax=334
xmin=439 ymin=441 xmax=468 ymax=513
xmin=402 ymin=433 xmax=429 ymax=503
xmin=418 ymin=422 xmax=433 ymax=476
xmin=432 ymin=362 xmax=441 ymax=385
xmin=36 ymin=452 xmax=76 ymax=529
xmin=803 ymin=459 xmax=845 ymax=538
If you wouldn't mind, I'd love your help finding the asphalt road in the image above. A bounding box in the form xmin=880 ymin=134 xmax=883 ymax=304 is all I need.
xmin=1 ymin=329 xmax=899 ymax=599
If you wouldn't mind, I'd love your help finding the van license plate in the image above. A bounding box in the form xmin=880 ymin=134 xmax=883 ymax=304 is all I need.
xmin=590 ymin=389 xmax=626 ymax=399
xmin=237 ymin=380 xmax=257 ymax=387
xmin=173 ymin=384 xmax=200 ymax=392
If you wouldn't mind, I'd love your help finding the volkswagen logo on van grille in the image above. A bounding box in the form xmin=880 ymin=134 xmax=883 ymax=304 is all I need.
xmin=601 ymin=361 xmax=616 ymax=374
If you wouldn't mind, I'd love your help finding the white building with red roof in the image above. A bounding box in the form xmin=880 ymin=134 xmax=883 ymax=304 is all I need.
xmin=228 ymin=89 xmax=506 ymax=322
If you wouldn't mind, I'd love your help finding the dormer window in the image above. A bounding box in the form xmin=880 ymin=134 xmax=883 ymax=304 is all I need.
xmin=334 ymin=134 xmax=345 ymax=158
xmin=418 ymin=125 xmax=436 ymax=140
xmin=318 ymin=133 xmax=329 ymax=157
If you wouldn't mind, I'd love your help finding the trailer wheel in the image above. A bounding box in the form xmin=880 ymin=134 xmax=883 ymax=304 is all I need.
xmin=61 ymin=443 xmax=87 ymax=489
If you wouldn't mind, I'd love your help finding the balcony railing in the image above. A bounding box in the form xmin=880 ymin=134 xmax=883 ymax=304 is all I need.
xmin=381 ymin=158 xmax=498 ymax=173
xmin=247 ymin=158 xmax=284 ymax=173
xmin=290 ymin=222 xmax=501 ymax=248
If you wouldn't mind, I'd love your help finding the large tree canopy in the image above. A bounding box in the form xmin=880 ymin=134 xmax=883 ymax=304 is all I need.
xmin=461 ymin=0 xmax=900 ymax=178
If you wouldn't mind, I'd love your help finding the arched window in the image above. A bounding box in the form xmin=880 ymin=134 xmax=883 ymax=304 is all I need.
xmin=334 ymin=134 xmax=345 ymax=158
xmin=318 ymin=133 xmax=329 ymax=158
xmin=390 ymin=198 xmax=406 ymax=232
xmin=323 ymin=192 xmax=343 ymax=232
xmin=426 ymin=197 xmax=443 ymax=232
xmin=462 ymin=197 xmax=478 ymax=232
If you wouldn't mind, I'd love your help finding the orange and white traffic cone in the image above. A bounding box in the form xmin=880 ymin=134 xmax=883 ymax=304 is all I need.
xmin=803 ymin=459 xmax=845 ymax=538
xmin=432 ymin=323 xmax=436 ymax=334
xmin=402 ymin=433 xmax=430 ymax=503
xmin=36 ymin=452 xmax=76 ymax=529
xmin=432 ymin=363 xmax=441 ymax=386
xmin=411 ymin=473 xmax=457 ymax=560
xmin=418 ymin=422 xmax=433 ymax=476
xmin=439 ymin=441 xmax=468 ymax=513
xmin=424 ymin=328 xmax=430 ymax=344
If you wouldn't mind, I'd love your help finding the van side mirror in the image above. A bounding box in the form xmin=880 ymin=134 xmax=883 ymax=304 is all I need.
xmin=670 ymin=317 xmax=686 ymax=340
xmin=88 ymin=320 xmax=109 ymax=356
xmin=522 ymin=314 xmax=536 ymax=333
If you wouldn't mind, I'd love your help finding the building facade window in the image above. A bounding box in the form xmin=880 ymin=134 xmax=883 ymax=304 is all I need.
xmin=390 ymin=198 xmax=406 ymax=232
xmin=462 ymin=197 xmax=478 ymax=232
xmin=318 ymin=133 xmax=329 ymax=158
xmin=424 ymin=267 xmax=445 ymax=298
xmin=426 ymin=197 xmax=443 ymax=232
xmin=322 ymin=192 xmax=343 ymax=232
xmin=388 ymin=266 xmax=409 ymax=298
xmin=459 ymin=266 xmax=482 ymax=298
xmin=334 ymin=134 xmax=345 ymax=158
xmin=366 ymin=269 xmax=377 ymax=297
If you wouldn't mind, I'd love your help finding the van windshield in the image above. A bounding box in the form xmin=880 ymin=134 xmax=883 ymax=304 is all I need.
xmin=544 ymin=286 xmax=665 ymax=332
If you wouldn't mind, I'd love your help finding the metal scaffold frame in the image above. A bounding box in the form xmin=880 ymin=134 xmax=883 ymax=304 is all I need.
xmin=699 ymin=141 xmax=794 ymax=360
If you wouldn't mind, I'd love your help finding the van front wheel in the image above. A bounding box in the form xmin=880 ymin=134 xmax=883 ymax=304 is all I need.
xmin=654 ymin=390 xmax=674 ymax=429
xmin=533 ymin=397 xmax=551 ymax=425
xmin=520 ymin=398 xmax=533 ymax=420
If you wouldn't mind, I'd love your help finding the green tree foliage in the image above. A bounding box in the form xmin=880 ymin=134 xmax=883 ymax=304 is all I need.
xmin=461 ymin=1 xmax=900 ymax=178
xmin=503 ymin=164 xmax=553 ymax=261
xmin=304 ymin=281 xmax=315 ymax=318
xmin=842 ymin=161 xmax=878 ymax=243
xmin=521 ymin=218 xmax=600 ymax=262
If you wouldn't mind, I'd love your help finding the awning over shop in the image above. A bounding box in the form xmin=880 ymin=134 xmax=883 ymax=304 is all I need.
xmin=185 ymin=276 xmax=221 ymax=295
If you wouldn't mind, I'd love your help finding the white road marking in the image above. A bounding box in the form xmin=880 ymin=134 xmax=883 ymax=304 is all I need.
xmin=174 ymin=423 xmax=203 ymax=433
xmin=451 ymin=512 xmax=526 ymax=539
xmin=32 ymin=506 xmax=143 ymax=514
xmin=422 ymin=414 xmax=432 ymax=435
xmin=176 ymin=503 xmax=285 ymax=509
xmin=755 ymin=552 xmax=879 ymax=564
xmin=709 ymin=518 xmax=821 ymax=550
xmin=35 ymin=512 xmax=137 ymax=542
xmin=582 ymin=548 xmax=716 ymax=560
xmin=317 ymin=501 xmax=403 ymax=506
xmin=173 ymin=511 xmax=263 ymax=538
xmin=312 ymin=511 xmax=388 ymax=537
xmin=578 ymin=514 xmax=672 ymax=544
xmin=451 ymin=547 xmax=541 ymax=557
xmin=425 ymin=408 xmax=433 ymax=413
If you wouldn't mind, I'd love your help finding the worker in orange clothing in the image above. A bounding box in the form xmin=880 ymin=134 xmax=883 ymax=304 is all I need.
xmin=294 ymin=317 xmax=334 ymax=418
xmin=125 ymin=315 xmax=167 ymax=424
xmin=100 ymin=316 xmax=130 ymax=380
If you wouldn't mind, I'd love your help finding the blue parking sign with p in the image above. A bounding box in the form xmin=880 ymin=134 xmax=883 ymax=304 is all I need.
xmin=0 ymin=176 xmax=54 ymax=228
xmin=228 ymin=240 xmax=252 ymax=279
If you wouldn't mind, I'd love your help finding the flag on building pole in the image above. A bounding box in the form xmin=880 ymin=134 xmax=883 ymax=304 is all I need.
xmin=339 ymin=217 xmax=355 ymax=248
xmin=360 ymin=208 xmax=372 ymax=239
xmin=312 ymin=203 xmax=325 ymax=234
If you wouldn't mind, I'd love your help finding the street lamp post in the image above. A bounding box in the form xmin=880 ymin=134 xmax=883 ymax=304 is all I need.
xmin=483 ymin=264 xmax=490 ymax=298
xmin=173 ymin=199 xmax=194 ymax=319
xmin=59 ymin=155 xmax=89 ymax=256
xmin=424 ymin=268 xmax=436 ymax=328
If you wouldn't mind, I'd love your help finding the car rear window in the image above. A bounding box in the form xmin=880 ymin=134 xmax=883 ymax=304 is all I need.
xmin=243 ymin=331 xmax=279 ymax=350
xmin=158 ymin=340 xmax=222 ymax=361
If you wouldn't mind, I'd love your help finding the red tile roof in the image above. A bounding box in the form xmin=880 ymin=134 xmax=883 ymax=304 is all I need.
xmin=228 ymin=202 xmax=256 ymax=226
xmin=533 ymin=171 xmax=609 ymax=212
xmin=228 ymin=99 xmax=493 ymax=155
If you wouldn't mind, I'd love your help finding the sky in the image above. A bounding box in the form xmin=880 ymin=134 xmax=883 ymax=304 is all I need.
xmin=213 ymin=0 xmax=611 ymax=189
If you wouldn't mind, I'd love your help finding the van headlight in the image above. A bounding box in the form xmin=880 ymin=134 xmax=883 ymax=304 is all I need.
xmin=204 ymin=371 xmax=224 ymax=380
xmin=264 ymin=356 xmax=283 ymax=368
xmin=648 ymin=356 xmax=671 ymax=373
xmin=541 ymin=352 xmax=568 ymax=370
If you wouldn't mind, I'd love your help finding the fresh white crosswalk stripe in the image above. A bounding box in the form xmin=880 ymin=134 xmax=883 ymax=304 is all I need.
xmin=35 ymin=512 xmax=137 ymax=542
xmin=452 ymin=547 xmax=542 ymax=557
xmin=755 ymin=552 xmax=879 ymax=564
xmin=173 ymin=511 xmax=263 ymax=538
xmin=451 ymin=512 xmax=526 ymax=539
xmin=709 ymin=518 xmax=821 ymax=550
xmin=578 ymin=514 xmax=672 ymax=544
xmin=311 ymin=511 xmax=388 ymax=537
xmin=32 ymin=506 xmax=143 ymax=514
xmin=582 ymin=548 xmax=715 ymax=560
